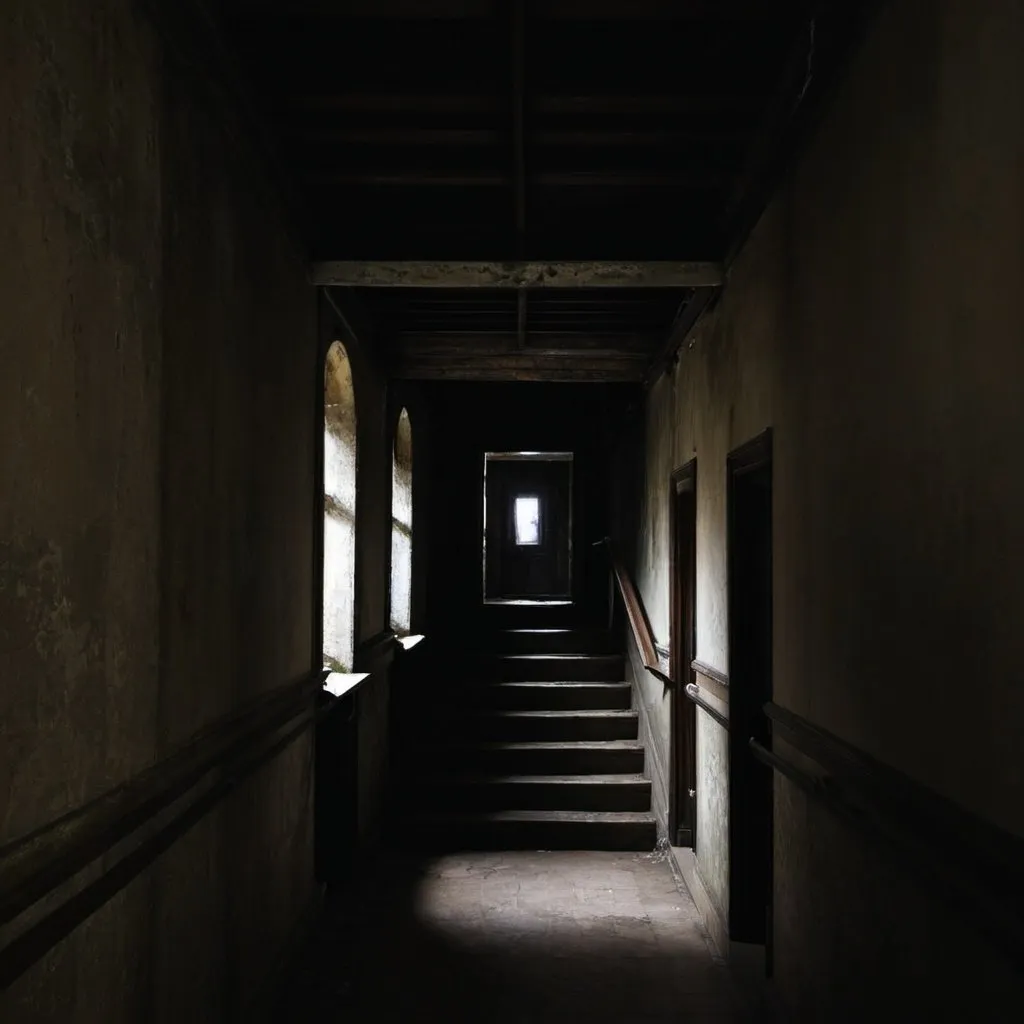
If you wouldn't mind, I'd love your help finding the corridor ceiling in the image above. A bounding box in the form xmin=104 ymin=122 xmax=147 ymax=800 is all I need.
xmin=214 ymin=0 xmax=875 ymax=382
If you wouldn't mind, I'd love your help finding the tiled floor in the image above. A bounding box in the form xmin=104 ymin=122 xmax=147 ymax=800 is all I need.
xmin=279 ymin=850 xmax=758 ymax=1023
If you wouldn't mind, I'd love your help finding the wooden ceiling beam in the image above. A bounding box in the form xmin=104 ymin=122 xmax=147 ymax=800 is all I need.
xmin=534 ymin=129 xmax=747 ymax=147
xmin=534 ymin=94 xmax=763 ymax=115
xmin=302 ymin=171 xmax=724 ymax=189
xmin=303 ymin=172 xmax=509 ymax=187
xmin=539 ymin=0 xmax=801 ymax=19
xmin=284 ymin=93 xmax=759 ymax=116
xmin=225 ymin=0 xmax=794 ymax=22
xmin=392 ymin=354 xmax=648 ymax=383
xmin=294 ymin=128 xmax=503 ymax=146
xmin=391 ymin=333 xmax=658 ymax=353
xmin=311 ymin=261 xmax=724 ymax=289
xmin=394 ymin=368 xmax=643 ymax=383
xmin=287 ymin=94 xmax=499 ymax=113
xmin=297 ymin=129 xmax=736 ymax=152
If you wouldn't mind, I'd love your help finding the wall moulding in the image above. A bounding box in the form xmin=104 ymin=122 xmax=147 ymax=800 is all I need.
xmin=691 ymin=659 xmax=729 ymax=701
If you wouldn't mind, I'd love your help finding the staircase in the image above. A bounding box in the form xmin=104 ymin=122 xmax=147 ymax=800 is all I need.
xmin=407 ymin=628 xmax=657 ymax=851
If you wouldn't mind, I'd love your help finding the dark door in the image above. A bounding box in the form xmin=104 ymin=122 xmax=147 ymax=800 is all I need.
xmin=727 ymin=430 xmax=773 ymax=967
xmin=484 ymin=456 xmax=572 ymax=600
xmin=670 ymin=460 xmax=697 ymax=848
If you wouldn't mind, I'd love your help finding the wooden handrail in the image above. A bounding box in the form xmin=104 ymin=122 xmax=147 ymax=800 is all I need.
xmin=684 ymin=683 xmax=729 ymax=730
xmin=753 ymin=704 xmax=1024 ymax=970
xmin=0 ymin=667 xmax=359 ymax=989
xmin=595 ymin=537 xmax=671 ymax=686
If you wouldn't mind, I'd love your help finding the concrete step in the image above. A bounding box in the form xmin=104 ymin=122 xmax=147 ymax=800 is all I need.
xmin=417 ymin=773 xmax=652 ymax=812
xmin=488 ymin=629 xmax=617 ymax=655
xmin=426 ymin=740 xmax=646 ymax=776
xmin=456 ymin=710 xmax=639 ymax=742
xmin=461 ymin=681 xmax=632 ymax=711
xmin=476 ymin=654 xmax=626 ymax=682
xmin=414 ymin=809 xmax=658 ymax=852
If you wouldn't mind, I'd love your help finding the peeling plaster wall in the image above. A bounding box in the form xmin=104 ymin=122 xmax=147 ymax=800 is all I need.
xmin=636 ymin=0 xmax=1024 ymax=1016
xmin=1 ymin=1 xmax=317 ymax=1020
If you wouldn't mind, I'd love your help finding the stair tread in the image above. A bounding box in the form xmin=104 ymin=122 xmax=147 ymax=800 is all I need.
xmin=421 ymin=809 xmax=656 ymax=824
xmin=481 ymin=681 xmax=630 ymax=687
xmin=498 ymin=654 xmax=621 ymax=660
xmin=422 ymin=773 xmax=650 ymax=786
xmin=502 ymin=629 xmax=580 ymax=634
xmin=432 ymin=739 xmax=644 ymax=751
xmin=468 ymin=710 xmax=636 ymax=719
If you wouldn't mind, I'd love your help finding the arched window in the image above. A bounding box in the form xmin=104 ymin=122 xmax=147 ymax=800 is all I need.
xmin=390 ymin=408 xmax=413 ymax=635
xmin=323 ymin=341 xmax=356 ymax=671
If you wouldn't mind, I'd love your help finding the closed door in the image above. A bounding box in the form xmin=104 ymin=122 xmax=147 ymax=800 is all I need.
xmin=727 ymin=430 xmax=773 ymax=966
xmin=670 ymin=460 xmax=697 ymax=848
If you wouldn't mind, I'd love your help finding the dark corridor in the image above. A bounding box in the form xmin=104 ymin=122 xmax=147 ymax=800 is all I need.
xmin=6 ymin=2 xmax=1024 ymax=1023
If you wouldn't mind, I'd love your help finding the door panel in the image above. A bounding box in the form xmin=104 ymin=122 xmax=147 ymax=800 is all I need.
xmin=670 ymin=460 xmax=697 ymax=848
xmin=727 ymin=430 xmax=773 ymax=967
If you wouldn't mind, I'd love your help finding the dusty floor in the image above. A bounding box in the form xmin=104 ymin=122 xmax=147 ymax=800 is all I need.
xmin=278 ymin=850 xmax=759 ymax=1023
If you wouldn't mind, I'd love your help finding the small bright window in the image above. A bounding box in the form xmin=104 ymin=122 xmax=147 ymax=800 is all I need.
xmin=323 ymin=341 xmax=356 ymax=673
xmin=514 ymin=496 xmax=541 ymax=546
xmin=390 ymin=408 xmax=413 ymax=635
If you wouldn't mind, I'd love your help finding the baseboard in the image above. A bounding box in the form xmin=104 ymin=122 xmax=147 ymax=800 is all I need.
xmin=670 ymin=846 xmax=729 ymax=961
xmin=670 ymin=848 xmax=794 ymax=1020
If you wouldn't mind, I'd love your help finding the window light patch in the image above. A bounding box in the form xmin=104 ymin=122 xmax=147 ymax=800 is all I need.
xmin=515 ymin=496 xmax=541 ymax=546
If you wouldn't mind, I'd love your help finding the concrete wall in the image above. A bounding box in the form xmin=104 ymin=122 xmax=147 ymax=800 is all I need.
xmin=635 ymin=0 xmax=1024 ymax=1016
xmin=1 ymin=1 xmax=320 ymax=1019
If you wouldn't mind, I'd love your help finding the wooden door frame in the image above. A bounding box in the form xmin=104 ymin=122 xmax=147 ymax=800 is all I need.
xmin=725 ymin=426 xmax=773 ymax=961
xmin=483 ymin=452 xmax=574 ymax=602
xmin=669 ymin=459 xmax=698 ymax=848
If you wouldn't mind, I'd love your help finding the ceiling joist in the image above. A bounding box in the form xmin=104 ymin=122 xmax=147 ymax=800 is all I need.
xmin=227 ymin=1 xmax=792 ymax=23
xmin=392 ymin=356 xmax=648 ymax=384
xmin=311 ymin=261 xmax=724 ymax=289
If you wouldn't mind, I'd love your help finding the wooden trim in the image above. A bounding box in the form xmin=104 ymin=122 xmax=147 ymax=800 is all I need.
xmin=669 ymin=458 xmax=697 ymax=848
xmin=671 ymin=848 xmax=729 ymax=960
xmin=756 ymin=704 xmax=1024 ymax=969
xmin=685 ymin=684 xmax=729 ymax=730
xmin=0 ymin=669 xmax=347 ymax=989
xmin=691 ymin=659 xmax=729 ymax=693
xmin=726 ymin=427 xmax=773 ymax=949
xmin=727 ymin=427 xmax=773 ymax=476
xmin=596 ymin=537 xmax=671 ymax=686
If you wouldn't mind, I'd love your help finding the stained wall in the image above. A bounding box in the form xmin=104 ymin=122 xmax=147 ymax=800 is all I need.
xmin=1 ymin=1 xmax=321 ymax=1019
xmin=633 ymin=0 xmax=1024 ymax=1016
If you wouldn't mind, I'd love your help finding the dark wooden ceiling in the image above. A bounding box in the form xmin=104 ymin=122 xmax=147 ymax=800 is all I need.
xmin=212 ymin=0 xmax=871 ymax=382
